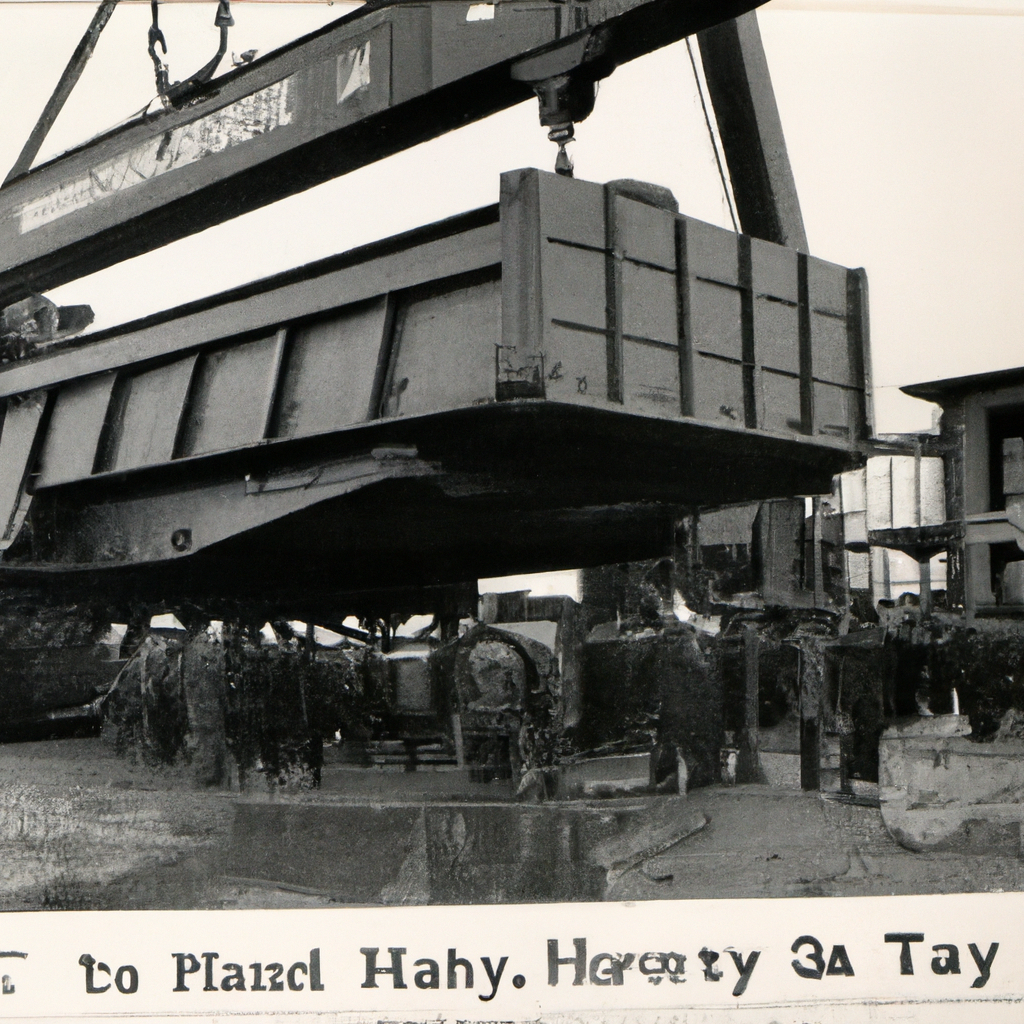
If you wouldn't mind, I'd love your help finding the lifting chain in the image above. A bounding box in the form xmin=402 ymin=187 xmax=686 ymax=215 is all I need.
xmin=148 ymin=0 xmax=234 ymax=108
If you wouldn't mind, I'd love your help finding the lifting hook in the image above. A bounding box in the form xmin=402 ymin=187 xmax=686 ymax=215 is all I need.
xmin=148 ymin=0 xmax=234 ymax=109
xmin=510 ymin=28 xmax=613 ymax=179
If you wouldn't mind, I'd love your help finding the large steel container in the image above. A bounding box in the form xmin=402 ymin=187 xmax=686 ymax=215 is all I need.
xmin=0 ymin=169 xmax=870 ymax=617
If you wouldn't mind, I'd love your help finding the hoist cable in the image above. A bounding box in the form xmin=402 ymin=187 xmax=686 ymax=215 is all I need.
xmin=686 ymin=36 xmax=740 ymax=234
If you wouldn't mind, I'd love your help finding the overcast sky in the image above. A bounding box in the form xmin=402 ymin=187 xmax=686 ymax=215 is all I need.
xmin=0 ymin=0 xmax=1022 ymax=433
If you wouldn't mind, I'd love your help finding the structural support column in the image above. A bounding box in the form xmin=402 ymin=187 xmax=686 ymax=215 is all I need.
xmin=798 ymin=639 xmax=823 ymax=791
xmin=697 ymin=11 xmax=808 ymax=251
xmin=740 ymin=625 xmax=761 ymax=782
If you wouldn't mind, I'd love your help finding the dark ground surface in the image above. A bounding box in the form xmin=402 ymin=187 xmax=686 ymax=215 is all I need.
xmin=0 ymin=738 xmax=1019 ymax=910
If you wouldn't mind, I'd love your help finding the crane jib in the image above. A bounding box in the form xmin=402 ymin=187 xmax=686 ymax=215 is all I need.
xmin=0 ymin=0 xmax=764 ymax=309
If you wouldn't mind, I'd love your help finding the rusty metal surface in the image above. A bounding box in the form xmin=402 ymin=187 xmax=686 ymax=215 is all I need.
xmin=0 ymin=392 xmax=48 ymax=551
xmin=0 ymin=170 xmax=868 ymax=615
xmin=502 ymin=169 xmax=871 ymax=438
xmin=0 ymin=0 xmax=762 ymax=308
xmin=1 ymin=403 xmax=855 ymax=619
xmin=0 ymin=207 xmax=502 ymax=399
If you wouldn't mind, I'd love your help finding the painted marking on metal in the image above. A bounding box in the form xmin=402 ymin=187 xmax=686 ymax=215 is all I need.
xmin=337 ymin=40 xmax=371 ymax=104
xmin=16 ymin=78 xmax=294 ymax=234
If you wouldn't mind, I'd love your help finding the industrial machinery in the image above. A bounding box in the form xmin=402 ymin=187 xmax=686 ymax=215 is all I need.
xmin=0 ymin=0 xmax=771 ymax=308
xmin=0 ymin=0 xmax=872 ymax=629
xmin=0 ymin=163 xmax=870 ymax=624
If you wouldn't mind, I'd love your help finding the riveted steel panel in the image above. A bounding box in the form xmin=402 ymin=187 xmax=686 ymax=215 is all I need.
xmin=813 ymin=381 xmax=856 ymax=440
xmin=751 ymin=238 xmax=799 ymax=375
xmin=178 ymin=334 xmax=284 ymax=457
xmin=0 ymin=392 xmax=46 ymax=544
xmin=621 ymin=264 xmax=677 ymax=345
xmin=543 ymin=243 xmax=606 ymax=330
xmin=535 ymin=172 xmax=607 ymax=252
xmin=540 ymin=323 xmax=608 ymax=407
xmin=692 ymin=354 xmax=745 ymax=427
xmin=685 ymin=217 xmax=740 ymax=288
xmin=690 ymin=279 xmax=743 ymax=362
xmin=274 ymin=297 xmax=389 ymax=438
xmin=36 ymin=373 xmax=115 ymax=487
xmin=810 ymin=309 xmax=852 ymax=386
xmin=382 ymin=277 xmax=500 ymax=418
xmin=751 ymin=235 xmax=797 ymax=299
xmin=755 ymin=295 xmax=800 ymax=375
xmin=107 ymin=356 xmax=197 ymax=472
xmin=613 ymin=195 xmax=676 ymax=271
xmin=622 ymin=339 xmax=679 ymax=419
xmin=808 ymin=256 xmax=848 ymax=316
xmin=759 ymin=368 xmax=802 ymax=436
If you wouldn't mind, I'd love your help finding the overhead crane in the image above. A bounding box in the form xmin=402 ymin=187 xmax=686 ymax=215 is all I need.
xmin=0 ymin=0 xmax=774 ymax=308
xmin=0 ymin=1 xmax=870 ymax=625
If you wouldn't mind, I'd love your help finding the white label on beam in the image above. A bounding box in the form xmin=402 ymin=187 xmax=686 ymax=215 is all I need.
xmin=16 ymin=78 xmax=294 ymax=235
xmin=337 ymin=40 xmax=372 ymax=104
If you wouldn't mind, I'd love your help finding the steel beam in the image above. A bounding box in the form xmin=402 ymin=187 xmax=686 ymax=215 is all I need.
xmin=4 ymin=0 xmax=120 ymax=186
xmin=698 ymin=11 xmax=807 ymax=251
xmin=0 ymin=0 xmax=762 ymax=308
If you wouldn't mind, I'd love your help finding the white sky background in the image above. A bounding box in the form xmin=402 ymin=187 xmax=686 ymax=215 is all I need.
xmin=0 ymin=0 xmax=1022 ymax=438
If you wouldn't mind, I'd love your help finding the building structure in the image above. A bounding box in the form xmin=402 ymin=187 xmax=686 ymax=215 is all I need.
xmin=836 ymin=440 xmax=948 ymax=615
xmin=901 ymin=367 xmax=1024 ymax=617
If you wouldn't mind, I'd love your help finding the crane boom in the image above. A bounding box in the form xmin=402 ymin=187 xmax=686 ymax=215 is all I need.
xmin=0 ymin=0 xmax=762 ymax=309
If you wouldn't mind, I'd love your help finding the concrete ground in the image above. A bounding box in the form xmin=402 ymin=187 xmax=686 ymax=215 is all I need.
xmin=0 ymin=738 xmax=1019 ymax=910
xmin=608 ymin=786 xmax=1024 ymax=901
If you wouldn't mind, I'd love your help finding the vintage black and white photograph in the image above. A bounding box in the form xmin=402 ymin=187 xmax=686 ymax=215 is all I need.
xmin=0 ymin=0 xmax=1022 ymax=923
